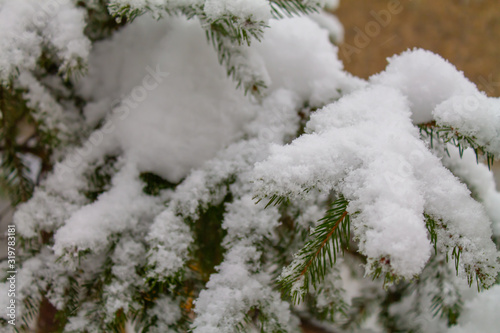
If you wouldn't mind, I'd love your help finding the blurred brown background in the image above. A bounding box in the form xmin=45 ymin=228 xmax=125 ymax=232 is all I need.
xmin=336 ymin=0 xmax=500 ymax=97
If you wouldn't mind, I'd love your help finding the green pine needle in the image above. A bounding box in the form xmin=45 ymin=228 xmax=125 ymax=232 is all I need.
xmin=419 ymin=123 xmax=495 ymax=169
xmin=279 ymin=195 xmax=350 ymax=303
xmin=269 ymin=0 xmax=321 ymax=19
xmin=424 ymin=214 xmax=493 ymax=291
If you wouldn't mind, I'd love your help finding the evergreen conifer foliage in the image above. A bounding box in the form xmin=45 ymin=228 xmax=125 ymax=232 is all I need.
xmin=0 ymin=0 xmax=499 ymax=332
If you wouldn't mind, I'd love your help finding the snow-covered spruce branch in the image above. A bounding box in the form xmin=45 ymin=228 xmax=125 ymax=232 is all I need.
xmin=278 ymin=195 xmax=350 ymax=303
xmin=425 ymin=213 xmax=497 ymax=289
xmin=254 ymin=83 xmax=499 ymax=289
xmin=420 ymin=123 xmax=495 ymax=169
xmin=0 ymin=0 xmax=92 ymax=207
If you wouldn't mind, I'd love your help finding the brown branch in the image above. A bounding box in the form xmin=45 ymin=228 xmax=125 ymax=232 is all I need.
xmin=298 ymin=211 xmax=348 ymax=280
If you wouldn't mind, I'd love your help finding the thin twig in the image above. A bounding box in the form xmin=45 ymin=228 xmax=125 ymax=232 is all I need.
xmin=298 ymin=211 xmax=347 ymax=280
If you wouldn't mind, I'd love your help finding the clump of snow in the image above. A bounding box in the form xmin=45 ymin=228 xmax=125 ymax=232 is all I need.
xmin=102 ymin=237 xmax=147 ymax=321
xmin=309 ymin=11 xmax=344 ymax=43
xmin=369 ymin=48 xmax=500 ymax=159
xmin=146 ymin=209 xmax=193 ymax=278
xmin=222 ymin=195 xmax=281 ymax=239
xmin=78 ymin=16 xmax=257 ymax=183
xmin=370 ymin=49 xmax=479 ymax=124
xmin=146 ymin=296 xmax=182 ymax=332
xmin=17 ymin=72 xmax=82 ymax=143
xmin=441 ymin=146 xmax=500 ymax=238
xmin=254 ymin=86 xmax=431 ymax=277
xmin=52 ymin=160 xmax=164 ymax=257
xmin=254 ymin=17 xmax=364 ymax=107
xmin=434 ymin=95 xmax=500 ymax=156
xmin=324 ymin=0 xmax=340 ymax=10
xmin=192 ymin=242 xmax=269 ymax=333
xmin=13 ymin=145 xmax=117 ymax=239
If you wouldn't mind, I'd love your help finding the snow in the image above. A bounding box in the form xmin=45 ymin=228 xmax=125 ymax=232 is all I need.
xmin=192 ymin=199 xmax=297 ymax=333
xmin=13 ymin=145 xmax=115 ymax=238
xmin=78 ymin=16 xmax=257 ymax=183
xmin=204 ymin=0 xmax=271 ymax=22
xmin=4 ymin=1 xmax=500 ymax=332
xmin=108 ymin=0 xmax=204 ymax=15
xmin=254 ymin=85 xmax=499 ymax=280
xmin=309 ymin=11 xmax=344 ymax=43
xmin=17 ymin=72 xmax=82 ymax=143
xmin=103 ymin=238 xmax=147 ymax=321
xmin=441 ymin=146 xmax=500 ymax=238
xmin=146 ymin=210 xmax=193 ymax=278
xmin=52 ymin=160 xmax=164 ymax=257
xmin=254 ymin=17 xmax=364 ymax=107
xmin=145 ymin=296 xmax=182 ymax=333
xmin=0 ymin=0 xmax=88 ymax=151
xmin=370 ymin=49 xmax=479 ymax=124
xmin=447 ymin=285 xmax=500 ymax=333
xmin=434 ymin=95 xmax=500 ymax=156
xmin=324 ymin=0 xmax=340 ymax=10
xmin=76 ymin=14 xmax=359 ymax=185
xmin=11 ymin=14 xmax=360 ymax=317
xmin=0 ymin=0 xmax=90 ymax=83
xmin=0 ymin=0 xmax=42 ymax=82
